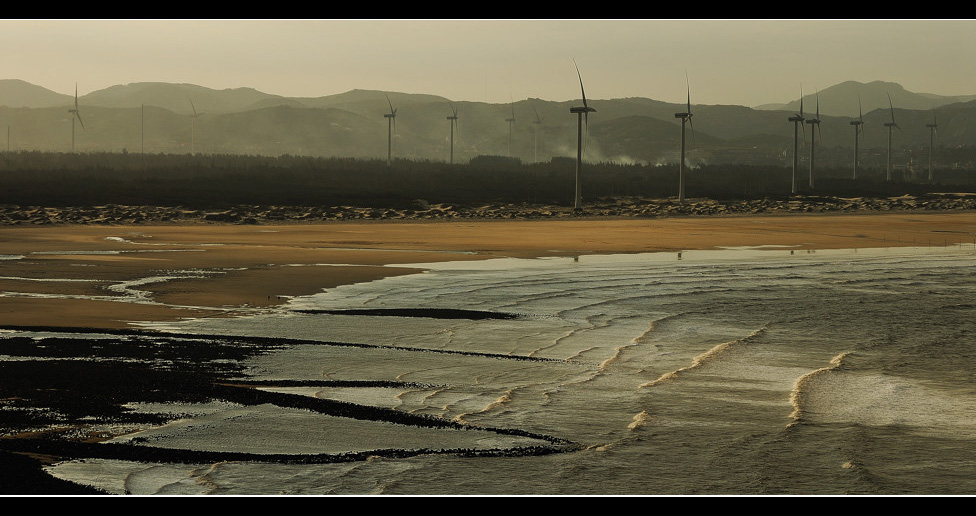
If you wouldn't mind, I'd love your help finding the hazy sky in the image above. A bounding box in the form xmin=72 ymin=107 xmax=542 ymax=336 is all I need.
xmin=4 ymin=19 xmax=975 ymax=107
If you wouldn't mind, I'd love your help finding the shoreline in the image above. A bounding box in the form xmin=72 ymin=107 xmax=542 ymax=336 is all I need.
xmin=0 ymin=211 xmax=974 ymax=330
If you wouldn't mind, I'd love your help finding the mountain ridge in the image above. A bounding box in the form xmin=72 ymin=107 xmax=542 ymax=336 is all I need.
xmin=754 ymin=80 xmax=976 ymax=117
xmin=5 ymin=79 xmax=975 ymax=117
xmin=2 ymin=79 xmax=975 ymax=167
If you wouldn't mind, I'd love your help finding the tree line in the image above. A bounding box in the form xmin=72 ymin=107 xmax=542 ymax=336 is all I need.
xmin=1 ymin=151 xmax=974 ymax=209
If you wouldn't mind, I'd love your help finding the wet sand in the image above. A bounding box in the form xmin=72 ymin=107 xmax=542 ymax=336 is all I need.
xmin=1 ymin=212 xmax=975 ymax=329
xmin=2 ymin=210 xmax=976 ymax=495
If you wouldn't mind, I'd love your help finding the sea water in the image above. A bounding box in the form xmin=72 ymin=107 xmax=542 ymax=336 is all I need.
xmin=43 ymin=244 xmax=976 ymax=495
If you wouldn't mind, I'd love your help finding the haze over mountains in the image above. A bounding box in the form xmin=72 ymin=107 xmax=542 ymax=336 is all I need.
xmin=756 ymin=80 xmax=976 ymax=115
xmin=2 ymin=78 xmax=975 ymax=167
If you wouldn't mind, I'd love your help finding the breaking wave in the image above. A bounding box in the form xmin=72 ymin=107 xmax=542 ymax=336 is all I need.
xmin=787 ymin=351 xmax=852 ymax=427
xmin=638 ymin=324 xmax=769 ymax=389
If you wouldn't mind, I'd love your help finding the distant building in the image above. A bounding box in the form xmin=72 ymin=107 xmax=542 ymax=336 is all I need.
xmin=469 ymin=155 xmax=522 ymax=168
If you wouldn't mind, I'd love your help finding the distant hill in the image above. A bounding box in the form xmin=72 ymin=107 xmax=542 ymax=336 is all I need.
xmin=298 ymin=89 xmax=451 ymax=110
xmin=0 ymin=79 xmax=71 ymax=108
xmin=79 ymin=82 xmax=284 ymax=115
xmin=756 ymin=80 xmax=976 ymax=118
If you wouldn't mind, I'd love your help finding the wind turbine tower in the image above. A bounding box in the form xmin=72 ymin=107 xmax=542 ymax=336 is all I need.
xmin=384 ymin=94 xmax=398 ymax=167
xmin=884 ymin=92 xmax=901 ymax=181
xmin=447 ymin=103 xmax=459 ymax=164
xmin=787 ymin=88 xmax=805 ymax=194
xmin=850 ymin=95 xmax=864 ymax=179
xmin=926 ymin=112 xmax=938 ymax=181
xmin=506 ymin=98 xmax=516 ymax=157
xmin=569 ymin=61 xmax=596 ymax=212
xmin=805 ymin=92 xmax=822 ymax=189
xmin=68 ymin=83 xmax=85 ymax=152
xmin=673 ymin=72 xmax=695 ymax=203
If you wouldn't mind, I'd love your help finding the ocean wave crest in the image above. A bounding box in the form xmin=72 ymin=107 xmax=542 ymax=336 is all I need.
xmin=627 ymin=410 xmax=653 ymax=431
xmin=452 ymin=388 xmax=517 ymax=424
xmin=638 ymin=324 xmax=768 ymax=389
xmin=787 ymin=351 xmax=852 ymax=427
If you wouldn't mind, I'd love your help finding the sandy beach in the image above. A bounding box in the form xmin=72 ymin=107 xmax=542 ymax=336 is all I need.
xmin=1 ymin=211 xmax=975 ymax=329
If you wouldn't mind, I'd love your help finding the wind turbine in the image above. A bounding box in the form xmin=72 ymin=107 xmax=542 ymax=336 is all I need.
xmin=673 ymin=71 xmax=695 ymax=203
xmin=68 ymin=83 xmax=85 ymax=152
xmin=884 ymin=92 xmax=901 ymax=181
xmin=787 ymin=87 xmax=805 ymax=194
xmin=805 ymin=91 xmax=823 ymax=189
xmin=384 ymin=94 xmax=397 ymax=167
xmin=447 ymin=102 xmax=459 ymax=164
xmin=569 ymin=60 xmax=596 ymax=212
xmin=531 ymin=105 xmax=544 ymax=163
xmin=188 ymin=97 xmax=202 ymax=155
xmin=505 ymin=97 xmax=516 ymax=157
xmin=849 ymin=95 xmax=864 ymax=180
xmin=926 ymin=111 xmax=938 ymax=181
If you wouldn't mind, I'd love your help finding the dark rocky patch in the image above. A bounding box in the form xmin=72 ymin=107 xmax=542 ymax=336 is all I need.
xmin=0 ymin=449 xmax=106 ymax=495
xmin=293 ymin=308 xmax=524 ymax=320
xmin=1 ymin=193 xmax=975 ymax=226
xmin=0 ymin=326 xmax=576 ymax=494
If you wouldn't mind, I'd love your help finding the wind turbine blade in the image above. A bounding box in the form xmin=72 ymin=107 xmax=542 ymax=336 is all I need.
xmin=189 ymin=97 xmax=198 ymax=117
xmin=582 ymin=117 xmax=588 ymax=158
xmin=74 ymin=83 xmax=79 ymax=110
xmin=574 ymin=59 xmax=588 ymax=109
xmin=858 ymin=94 xmax=863 ymax=122
xmin=685 ymin=69 xmax=691 ymax=114
xmin=75 ymin=112 xmax=85 ymax=130
xmin=385 ymin=93 xmax=395 ymax=115
xmin=887 ymin=92 xmax=896 ymax=124
xmin=799 ymin=85 xmax=803 ymax=118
